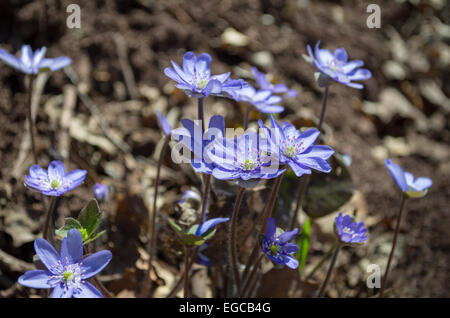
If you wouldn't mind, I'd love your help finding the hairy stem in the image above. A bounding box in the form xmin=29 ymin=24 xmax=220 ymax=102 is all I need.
xmin=183 ymin=246 xmax=191 ymax=298
xmin=229 ymin=187 xmax=245 ymax=291
xmin=304 ymin=242 xmax=337 ymax=281
xmin=318 ymin=86 xmax=329 ymax=131
xmin=27 ymin=74 xmax=37 ymax=163
xmin=289 ymin=86 xmax=329 ymax=231
xmin=289 ymin=175 xmax=309 ymax=230
xmin=380 ymin=195 xmax=407 ymax=298
xmin=42 ymin=196 xmax=57 ymax=241
xmin=240 ymin=174 xmax=283 ymax=292
xmin=243 ymin=104 xmax=250 ymax=130
xmin=84 ymin=245 xmax=113 ymax=298
xmin=200 ymin=174 xmax=212 ymax=223
xmin=239 ymin=252 xmax=264 ymax=297
xmin=198 ymin=97 xmax=205 ymax=132
xmin=317 ymin=242 xmax=341 ymax=298
xmin=141 ymin=137 xmax=169 ymax=298
xmin=167 ymin=247 xmax=199 ymax=298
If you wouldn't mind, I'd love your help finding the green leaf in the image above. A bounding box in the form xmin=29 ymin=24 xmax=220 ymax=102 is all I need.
xmin=201 ymin=228 xmax=216 ymax=241
xmin=84 ymin=230 xmax=106 ymax=245
xmin=296 ymin=218 xmax=311 ymax=278
xmin=303 ymin=154 xmax=354 ymax=219
xmin=167 ymin=219 xmax=183 ymax=236
xmin=55 ymin=218 xmax=83 ymax=239
xmin=78 ymin=199 xmax=102 ymax=236
xmin=180 ymin=234 xmax=205 ymax=246
xmin=186 ymin=224 xmax=199 ymax=235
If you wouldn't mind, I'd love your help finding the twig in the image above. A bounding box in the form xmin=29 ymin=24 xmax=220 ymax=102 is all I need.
xmin=113 ymin=33 xmax=140 ymax=100
xmin=141 ymin=137 xmax=170 ymax=298
xmin=0 ymin=249 xmax=34 ymax=272
xmin=11 ymin=73 xmax=49 ymax=179
xmin=63 ymin=67 xmax=132 ymax=154
xmin=27 ymin=75 xmax=37 ymax=163
xmin=58 ymin=84 xmax=77 ymax=160
xmin=380 ymin=195 xmax=407 ymax=297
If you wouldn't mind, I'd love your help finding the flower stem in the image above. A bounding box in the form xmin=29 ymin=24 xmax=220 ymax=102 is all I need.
xmin=229 ymin=186 xmax=245 ymax=291
xmin=289 ymin=86 xmax=329 ymax=230
xmin=200 ymin=174 xmax=212 ymax=223
xmin=317 ymin=242 xmax=341 ymax=298
xmin=198 ymin=97 xmax=205 ymax=132
xmin=141 ymin=136 xmax=169 ymax=298
xmin=183 ymin=245 xmax=191 ymax=298
xmin=240 ymin=174 xmax=283 ymax=293
xmin=42 ymin=196 xmax=57 ymax=241
xmin=243 ymin=104 xmax=250 ymax=130
xmin=318 ymin=86 xmax=329 ymax=131
xmin=27 ymin=74 xmax=38 ymax=163
xmin=239 ymin=252 xmax=264 ymax=297
xmin=304 ymin=242 xmax=337 ymax=281
xmin=166 ymin=247 xmax=199 ymax=298
xmin=289 ymin=175 xmax=309 ymax=230
xmin=379 ymin=195 xmax=407 ymax=298
xmin=84 ymin=245 xmax=113 ymax=298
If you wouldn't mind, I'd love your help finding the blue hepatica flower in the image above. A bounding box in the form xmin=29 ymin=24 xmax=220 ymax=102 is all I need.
xmin=307 ymin=41 xmax=371 ymax=89
xmin=206 ymin=131 xmax=285 ymax=181
xmin=251 ymin=67 xmax=298 ymax=98
xmin=233 ymin=85 xmax=284 ymax=114
xmin=25 ymin=160 xmax=87 ymax=196
xmin=164 ymin=51 xmax=247 ymax=99
xmin=195 ymin=217 xmax=230 ymax=237
xmin=196 ymin=243 xmax=211 ymax=266
xmin=334 ymin=213 xmax=368 ymax=245
xmin=259 ymin=116 xmax=334 ymax=177
xmin=173 ymin=115 xmax=225 ymax=175
xmin=262 ymin=218 xmax=299 ymax=269
xmin=0 ymin=45 xmax=71 ymax=75
xmin=18 ymin=229 xmax=112 ymax=298
xmin=93 ymin=183 xmax=109 ymax=201
xmin=156 ymin=110 xmax=172 ymax=137
xmin=178 ymin=189 xmax=201 ymax=205
xmin=385 ymin=159 xmax=432 ymax=198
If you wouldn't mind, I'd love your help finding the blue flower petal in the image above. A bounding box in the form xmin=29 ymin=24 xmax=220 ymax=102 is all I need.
xmin=73 ymin=282 xmax=103 ymax=298
xmin=277 ymin=228 xmax=298 ymax=244
xmin=60 ymin=229 xmax=84 ymax=264
xmin=48 ymin=160 xmax=65 ymax=181
xmin=182 ymin=51 xmax=196 ymax=75
xmin=333 ymin=48 xmax=348 ymax=62
xmin=50 ymin=284 xmax=73 ymax=298
xmin=18 ymin=270 xmax=53 ymax=289
xmin=195 ymin=217 xmax=230 ymax=236
xmin=0 ymin=48 xmax=24 ymax=72
xmin=80 ymin=250 xmax=112 ymax=279
xmin=34 ymin=238 xmax=60 ymax=272
xmin=265 ymin=218 xmax=277 ymax=240
xmin=385 ymin=159 xmax=409 ymax=192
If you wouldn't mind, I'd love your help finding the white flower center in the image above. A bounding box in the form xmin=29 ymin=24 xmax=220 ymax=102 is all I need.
xmin=328 ymin=58 xmax=345 ymax=73
xmin=48 ymin=258 xmax=85 ymax=290
xmin=281 ymin=134 xmax=304 ymax=158
xmin=236 ymin=147 xmax=261 ymax=171
xmin=191 ymin=73 xmax=209 ymax=90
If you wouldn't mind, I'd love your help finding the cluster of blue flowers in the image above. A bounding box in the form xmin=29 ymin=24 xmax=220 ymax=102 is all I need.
xmin=0 ymin=39 xmax=433 ymax=298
